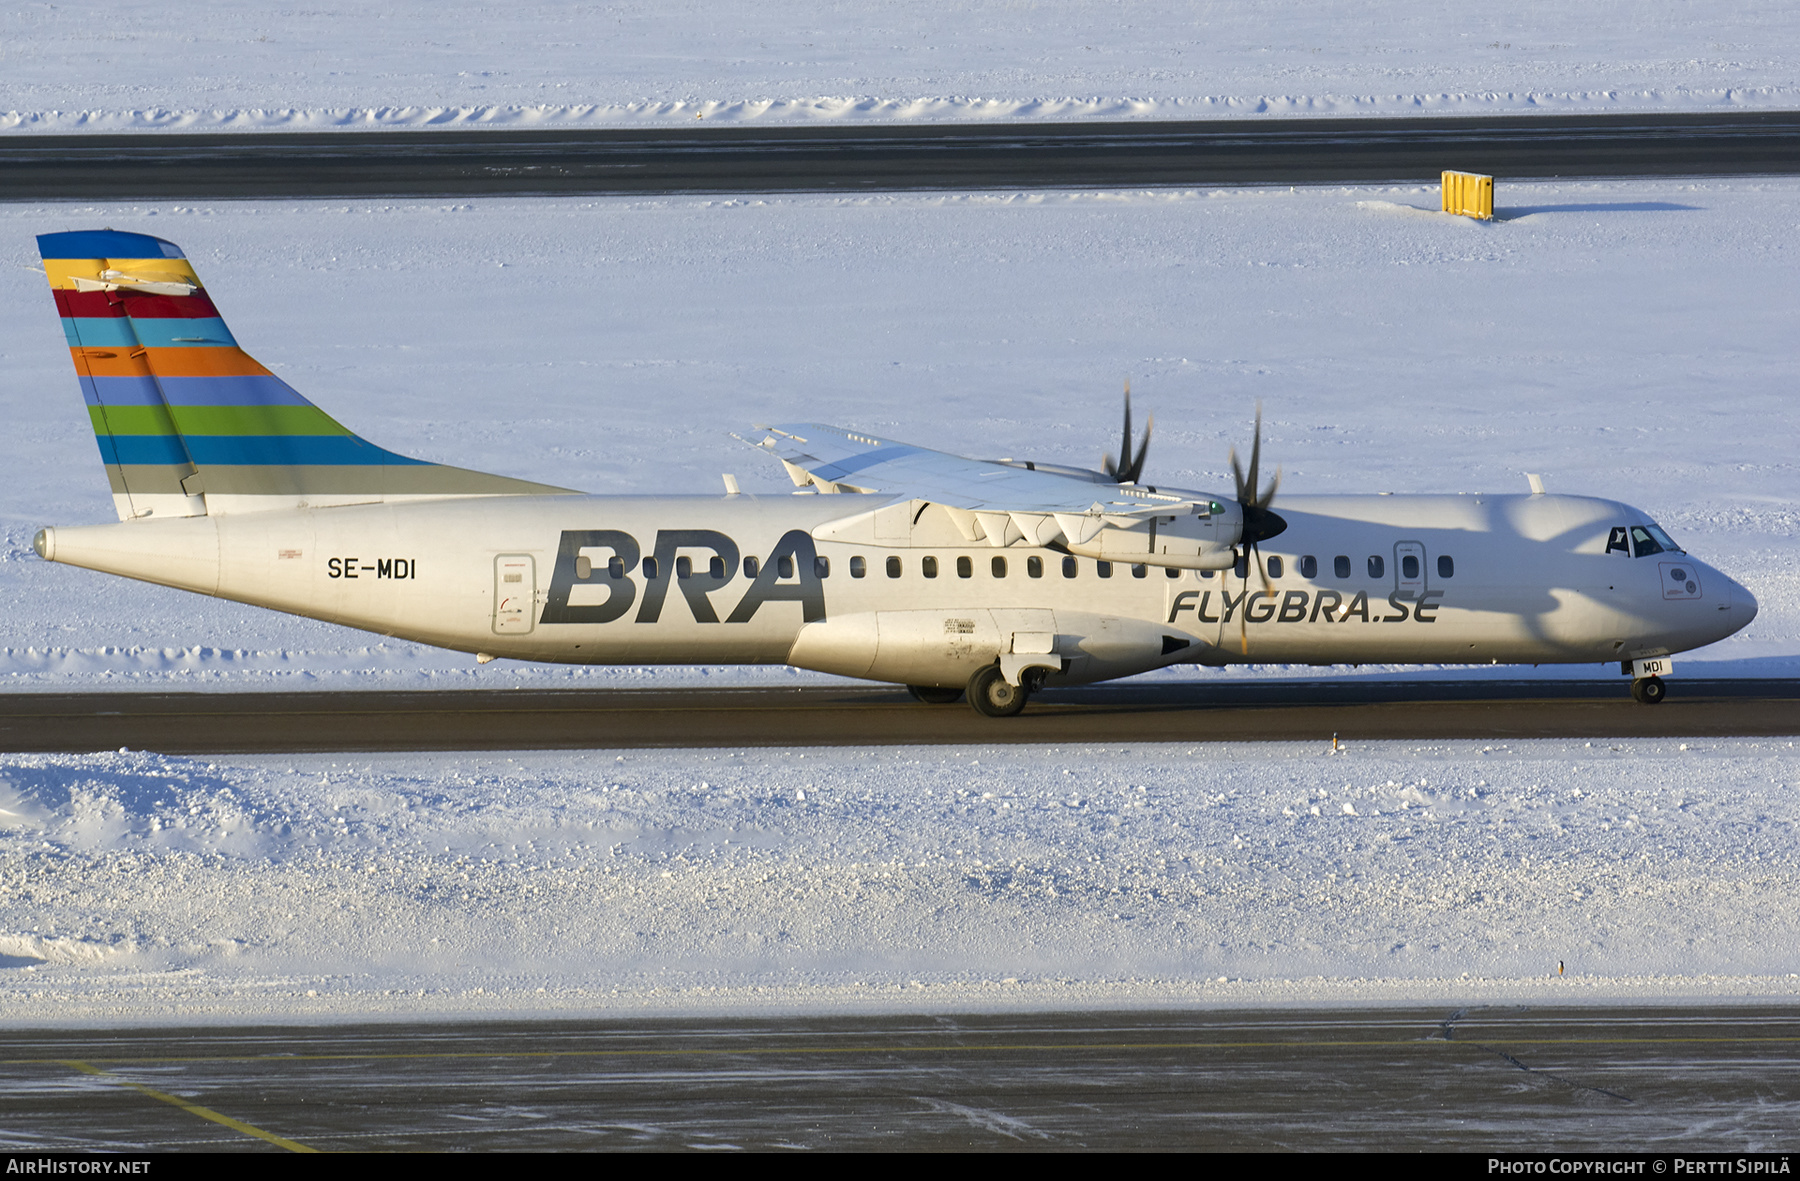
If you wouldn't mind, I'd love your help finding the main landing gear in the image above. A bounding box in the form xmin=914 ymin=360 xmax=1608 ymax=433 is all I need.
xmin=911 ymin=668 xmax=1039 ymax=716
xmin=966 ymin=664 xmax=1031 ymax=717
xmin=1631 ymin=676 xmax=1667 ymax=705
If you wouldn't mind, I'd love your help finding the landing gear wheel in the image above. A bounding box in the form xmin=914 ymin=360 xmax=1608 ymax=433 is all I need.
xmin=1631 ymin=676 xmax=1666 ymax=705
xmin=967 ymin=665 xmax=1030 ymax=717
xmin=907 ymin=685 xmax=964 ymax=705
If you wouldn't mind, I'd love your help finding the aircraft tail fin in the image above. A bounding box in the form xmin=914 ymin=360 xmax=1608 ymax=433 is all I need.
xmin=38 ymin=229 xmax=573 ymax=520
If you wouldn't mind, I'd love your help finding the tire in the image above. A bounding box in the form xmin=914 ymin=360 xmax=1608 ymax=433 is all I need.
xmin=967 ymin=664 xmax=1030 ymax=717
xmin=1631 ymin=676 xmax=1666 ymax=705
xmin=907 ymin=685 xmax=964 ymax=705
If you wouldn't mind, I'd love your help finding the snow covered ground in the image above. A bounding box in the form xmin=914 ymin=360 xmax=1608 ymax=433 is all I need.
xmin=4 ymin=52 xmax=1798 ymax=1024
xmin=3 ymin=738 xmax=1797 ymax=1025
xmin=2 ymin=179 xmax=1792 ymax=689
xmin=4 ymin=1 xmax=1800 ymax=133
xmin=3 ymin=5 xmax=1795 ymax=1031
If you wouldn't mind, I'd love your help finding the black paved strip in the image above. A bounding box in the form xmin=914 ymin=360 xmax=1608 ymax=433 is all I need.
xmin=3 ymin=1007 xmax=1797 ymax=1151
xmin=0 ymin=679 xmax=1793 ymax=754
xmin=5 ymin=112 xmax=1800 ymax=200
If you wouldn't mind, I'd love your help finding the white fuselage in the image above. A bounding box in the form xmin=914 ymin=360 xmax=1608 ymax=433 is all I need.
xmin=38 ymin=489 xmax=1757 ymax=688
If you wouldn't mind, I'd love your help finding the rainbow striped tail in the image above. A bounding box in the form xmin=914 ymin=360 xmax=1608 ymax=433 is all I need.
xmin=39 ymin=229 xmax=573 ymax=521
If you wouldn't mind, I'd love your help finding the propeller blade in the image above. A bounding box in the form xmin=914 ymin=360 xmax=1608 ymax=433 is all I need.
xmin=1246 ymin=406 xmax=1262 ymax=503
xmin=1101 ymin=381 xmax=1152 ymax=485
xmin=1229 ymin=405 xmax=1282 ymax=655
xmin=1231 ymin=404 xmax=1284 ymax=542
xmin=1240 ymin=553 xmax=1250 ymax=655
xmin=1119 ymin=382 xmax=1133 ymax=481
xmin=1123 ymin=413 xmax=1152 ymax=485
xmin=1237 ymin=538 xmax=1278 ymax=656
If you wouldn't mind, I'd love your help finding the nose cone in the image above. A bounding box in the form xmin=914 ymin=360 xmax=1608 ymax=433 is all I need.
xmin=1734 ymin=577 xmax=1760 ymax=627
xmin=1677 ymin=563 xmax=1757 ymax=649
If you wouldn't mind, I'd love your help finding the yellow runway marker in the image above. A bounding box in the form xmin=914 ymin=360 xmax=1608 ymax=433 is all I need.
xmin=63 ymin=1060 xmax=316 ymax=1153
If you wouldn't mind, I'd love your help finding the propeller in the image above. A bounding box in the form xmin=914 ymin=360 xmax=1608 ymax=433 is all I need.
xmin=1228 ymin=405 xmax=1288 ymax=654
xmin=1102 ymin=381 xmax=1153 ymax=485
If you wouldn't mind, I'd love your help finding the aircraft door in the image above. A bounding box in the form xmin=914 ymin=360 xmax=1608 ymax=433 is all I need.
xmin=1165 ymin=571 xmax=1224 ymax=648
xmin=493 ymin=554 xmax=537 ymax=635
xmin=1393 ymin=541 xmax=1427 ymax=599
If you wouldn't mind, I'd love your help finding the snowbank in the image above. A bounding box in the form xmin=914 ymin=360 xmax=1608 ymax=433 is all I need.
xmin=2 ymin=738 xmax=1796 ymax=1025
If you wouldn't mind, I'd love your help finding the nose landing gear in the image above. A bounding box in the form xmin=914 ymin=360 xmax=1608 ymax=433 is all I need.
xmin=1630 ymin=676 xmax=1666 ymax=705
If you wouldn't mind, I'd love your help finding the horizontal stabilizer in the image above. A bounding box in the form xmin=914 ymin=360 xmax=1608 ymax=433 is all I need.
xmin=71 ymin=270 xmax=198 ymax=297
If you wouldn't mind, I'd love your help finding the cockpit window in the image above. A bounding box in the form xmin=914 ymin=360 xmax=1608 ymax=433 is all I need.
xmin=1644 ymin=523 xmax=1683 ymax=554
xmin=1631 ymin=523 xmax=1684 ymax=557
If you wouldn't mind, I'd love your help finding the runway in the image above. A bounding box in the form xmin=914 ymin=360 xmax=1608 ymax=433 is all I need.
xmin=0 ymin=678 xmax=1793 ymax=754
xmin=5 ymin=111 xmax=1800 ymax=200
xmin=3 ymin=1007 xmax=1795 ymax=1151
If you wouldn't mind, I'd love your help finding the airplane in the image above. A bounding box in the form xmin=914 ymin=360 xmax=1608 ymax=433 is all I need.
xmin=30 ymin=229 xmax=1758 ymax=715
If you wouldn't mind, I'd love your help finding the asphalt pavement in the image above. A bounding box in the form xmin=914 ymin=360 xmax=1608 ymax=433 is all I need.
xmin=5 ymin=111 xmax=1800 ymax=199
xmin=4 ymin=1006 xmax=1796 ymax=1151
xmin=0 ymin=678 xmax=1793 ymax=753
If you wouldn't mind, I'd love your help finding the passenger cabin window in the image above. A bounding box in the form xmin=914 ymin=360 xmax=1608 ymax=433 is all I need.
xmin=1401 ymin=554 xmax=1419 ymax=579
xmin=956 ymin=556 xmax=973 ymax=579
xmin=1368 ymin=555 xmax=1384 ymax=578
xmin=675 ymin=556 xmax=692 ymax=579
xmin=850 ymin=556 xmax=867 ymax=578
xmin=1062 ymin=557 xmax=1078 ymax=578
xmin=1235 ymin=553 xmax=1248 ymax=580
xmin=814 ymin=556 xmax=830 ymax=578
xmin=777 ymin=556 xmax=794 ymax=579
xmin=1299 ymin=555 xmax=1317 ymax=579
xmin=1437 ymin=555 xmax=1454 ymax=579
xmin=1166 ymin=566 xmax=1181 ymax=579
xmin=709 ymin=556 xmax=725 ymax=580
xmin=1131 ymin=563 xmax=1147 ymax=578
xmin=743 ymin=556 xmax=759 ymax=579
xmin=922 ymin=556 xmax=939 ymax=578
xmin=1334 ymin=555 xmax=1351 ymax=579
xmin=608 ymin=557 xmax=625 ymax=579
xmin=1097 ymin=561 xmax=1113 ymax=578
xmin=642 ymin=557 xmax=659 ymax=579
xmin=1267 ymin=556 xmax=1283 ymax=579
xmin=1027 ymin=556 xmax=1044 ymax=579
xmin=575 ymin=556 xmax=593 ymax=580
xmin=992 ymin=556 xmax=1008 ymax=578
xmin=885 ymin=556 xmax=902 ymax=578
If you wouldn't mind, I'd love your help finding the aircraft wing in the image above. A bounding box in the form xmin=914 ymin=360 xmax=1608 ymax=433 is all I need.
xmin=744 ymin=424 xmax=1234 ymax=562
xmin=747 ymin=423 xmax=1199 ymax=515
